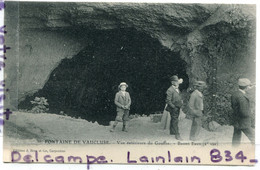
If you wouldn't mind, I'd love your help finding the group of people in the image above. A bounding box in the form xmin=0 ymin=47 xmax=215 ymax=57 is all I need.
xmin=165 ymin=75 xmax=206 ymax=141
xmin=110 ymin=75 xmax=255 ymax=146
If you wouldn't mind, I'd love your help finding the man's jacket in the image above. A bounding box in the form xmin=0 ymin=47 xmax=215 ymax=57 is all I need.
xmin=231 ymin=90 xmax=251 ymax=129
xmin=165 ymin=86 xmax=183 ymax=112
xmin=189 ymin=89 xmax=204 ymax=117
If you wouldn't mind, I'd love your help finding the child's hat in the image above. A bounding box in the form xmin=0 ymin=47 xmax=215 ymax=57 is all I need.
xmin=118 ymin=82 xmax=128 ymax=88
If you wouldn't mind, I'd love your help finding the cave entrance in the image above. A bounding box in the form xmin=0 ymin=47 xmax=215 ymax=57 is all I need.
xmin=21 ymin=28 xmax=189 ymax=125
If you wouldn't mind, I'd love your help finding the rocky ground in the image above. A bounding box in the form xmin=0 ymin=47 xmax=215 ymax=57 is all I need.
xmin=3 ymin=112 xmax=251 ymax=146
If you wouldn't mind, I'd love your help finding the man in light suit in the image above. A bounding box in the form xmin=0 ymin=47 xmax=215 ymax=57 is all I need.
xmin=231 ymin=78 xmax=254 ymax=146
xmin=189 ymin=81 xmax=206 ymax=141
xmin=165 ymin=75 xmax=183 ymax=140
xmin=110 ymin=82 xmax=131 ymax=132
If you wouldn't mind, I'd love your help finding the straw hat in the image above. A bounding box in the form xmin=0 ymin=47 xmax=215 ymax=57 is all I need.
xmin=238 ymin=78 xmax=251 ymax=86
xmin=118 ymin=82 xmax=128 ymax=88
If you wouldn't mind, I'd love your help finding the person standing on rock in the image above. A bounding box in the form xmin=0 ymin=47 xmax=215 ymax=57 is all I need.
xmin=110 ymin=82 xmax=131 ymax=132
xmin=188 ymin=81 xmax=206 ymax=141
xmin=165 ymin=75 xmax=183 ymax=140
xmin=231 ymin=78 xmax=254 ymax=146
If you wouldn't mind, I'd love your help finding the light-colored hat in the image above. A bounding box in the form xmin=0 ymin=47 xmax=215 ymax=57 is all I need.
xmin=118 ymin=82 xmax=128 ymax=88
xmin=238 ymin=78 xmax=251 ymax=86
xmin=194 ymin=81 xmax=206 ymax=87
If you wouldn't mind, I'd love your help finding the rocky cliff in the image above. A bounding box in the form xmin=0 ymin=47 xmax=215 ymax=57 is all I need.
xmin=5 ymin=2 xmax=256 ymax=126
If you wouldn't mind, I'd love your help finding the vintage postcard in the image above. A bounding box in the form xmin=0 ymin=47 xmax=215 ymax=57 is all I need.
xmin=1 ymin=0 xmax=258 ymax=167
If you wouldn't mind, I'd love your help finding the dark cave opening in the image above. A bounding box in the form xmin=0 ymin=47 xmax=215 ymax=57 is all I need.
xmin=19 ymin=28 xmax=189 ymax=125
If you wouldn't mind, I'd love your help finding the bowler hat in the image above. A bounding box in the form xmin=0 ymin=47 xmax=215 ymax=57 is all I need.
xmin=194 ymin=81 xmax=206 ymax=87
xmin=169 ymin=75 xmax=179 ymax=82
xmin=118 ymin=82 xmax=128 ymax=88
xmin=238 ymin=78 xmax=251 ymax=86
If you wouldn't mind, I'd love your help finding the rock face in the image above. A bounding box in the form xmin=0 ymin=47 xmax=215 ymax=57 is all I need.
xmin=5 ymin=2 xmax=256 ymax=126
xmin=18 ymin=28 xmax=189 ymax=125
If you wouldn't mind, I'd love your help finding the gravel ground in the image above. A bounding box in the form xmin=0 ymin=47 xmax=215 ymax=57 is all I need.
xmin=3 ymin=111 xmax=251 ymax=146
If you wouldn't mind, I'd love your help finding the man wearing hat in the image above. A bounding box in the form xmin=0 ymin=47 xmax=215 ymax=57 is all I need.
xmin=188 ymin=81 xmax=206 ymax=141
xmin=165 ymin=75 xmax=183 ymax=140
xmin=110 ymin=82 xmax=131 ymax=132
xmin=231 ymin=78 xmax=254 ymax=146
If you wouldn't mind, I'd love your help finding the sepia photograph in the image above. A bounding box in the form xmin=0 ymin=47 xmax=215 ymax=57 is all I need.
xmin=2 ymin=0 xmax=257 ymax=165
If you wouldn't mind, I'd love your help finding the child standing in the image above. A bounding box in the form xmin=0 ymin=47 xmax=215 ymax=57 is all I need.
xmin=110 ymin=82 xmax=131 ymax=132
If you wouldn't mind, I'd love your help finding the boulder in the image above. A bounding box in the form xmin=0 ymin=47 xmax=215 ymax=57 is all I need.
xmin=208 ymin=121 xmax=221 ymax=131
